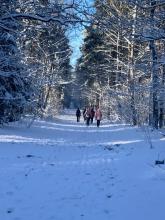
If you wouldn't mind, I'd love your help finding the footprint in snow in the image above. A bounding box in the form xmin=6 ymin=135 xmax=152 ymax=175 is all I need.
xmin=104 ymin=146 xmax=113 ymax=151
xmin=104 ymin=209 xmax=110 ymax=214
xmin=114 ymin=144 xmax=121 ymax=147
xmin=106 ymin=194 xmax=112 ymax=198
xmin=110 ymin=176 xmax=115 ymax=179
xmin=126 ymin=153 xmax=132 ymax=156
xmin=49 ymin=163 xmax=55 ymax=166
xmin=6 ymin=191 xmax=14 ymax=196
xmin=7 ymin=208 xmax=14 ymax=214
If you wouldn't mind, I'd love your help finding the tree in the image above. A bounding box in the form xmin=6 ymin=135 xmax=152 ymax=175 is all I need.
xmin=0 ymin=0 xmax=87 ymax=122
xmin=0 ymin=1 xmax=31 ymax=123
xmin=75 ymin=0 xmax=165 ymax=128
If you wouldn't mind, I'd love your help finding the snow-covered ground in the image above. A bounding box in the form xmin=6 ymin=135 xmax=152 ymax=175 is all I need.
xmin=0 ymin=111 xmax=165 ymax=220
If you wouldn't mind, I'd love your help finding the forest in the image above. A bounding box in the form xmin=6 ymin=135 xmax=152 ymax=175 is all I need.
xmin=1 ymin=1 xmax=165 ymax=220
xmin=0 ymin=0 xmax=165 ymax=129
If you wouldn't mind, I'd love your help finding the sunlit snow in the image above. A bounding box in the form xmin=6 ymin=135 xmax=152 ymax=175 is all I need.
xmin=0 ymin=111 xmax=165 ymax=220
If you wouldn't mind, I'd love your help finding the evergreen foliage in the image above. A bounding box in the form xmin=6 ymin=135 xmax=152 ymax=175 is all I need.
xmin=0 ymin=1 xmax=31 ymax=123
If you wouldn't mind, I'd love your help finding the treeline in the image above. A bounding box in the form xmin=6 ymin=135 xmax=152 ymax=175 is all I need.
xmin=75 ymin=0 xmax=165 ymax=129
xmin=0 ymin=0 xmax=80 ymax=124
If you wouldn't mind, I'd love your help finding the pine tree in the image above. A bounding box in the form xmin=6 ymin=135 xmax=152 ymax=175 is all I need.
xmin=0 ymin=1 xmax=31 ymax=123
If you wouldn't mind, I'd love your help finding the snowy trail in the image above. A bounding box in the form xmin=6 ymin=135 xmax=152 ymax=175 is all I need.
xmin=0 ymin=112 xmax=165 ymax=220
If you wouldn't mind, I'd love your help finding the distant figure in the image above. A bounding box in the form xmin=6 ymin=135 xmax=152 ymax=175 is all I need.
xmin=95 ymin=107 xmax=102 ymax=127
xmin=90 ymin=107 xmax=95 ymax=124
xmin=76 ymin=108 xmax=81 ymax=122
xmin=83 ymin=107 xmax=87 ymax=121
xmin=85 ymin=107 xmax=91 ymax=126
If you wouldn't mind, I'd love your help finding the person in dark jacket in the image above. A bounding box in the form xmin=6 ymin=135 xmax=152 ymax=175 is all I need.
xmin=85 ymin=107 xmax=91 ymax=126
xmin=76 ymin=108 xmax=81 ymax=122
xmin=83 ymin=107 xmax=87 ymax=121
xmin=90 ymin=107 xmax=95 ymax=124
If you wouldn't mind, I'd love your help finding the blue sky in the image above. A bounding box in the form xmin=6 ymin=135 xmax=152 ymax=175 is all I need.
xmin=67 ymin=0 xmax=94 ymax=68
xmin=68 ymin=27 xmax=84 ymax=68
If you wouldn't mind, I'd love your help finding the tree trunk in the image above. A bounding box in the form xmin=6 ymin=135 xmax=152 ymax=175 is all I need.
xmin=159 ymin=64 xmax=165 ymax=128
xmin=150 ymin=0 xmax=159 ymax=129
xmin=128 ymin=4 xmax=137 ymax=126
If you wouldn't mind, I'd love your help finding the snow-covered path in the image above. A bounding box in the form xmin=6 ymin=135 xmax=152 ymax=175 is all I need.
xmin=0 ymin=112 xmax=165 ymax=220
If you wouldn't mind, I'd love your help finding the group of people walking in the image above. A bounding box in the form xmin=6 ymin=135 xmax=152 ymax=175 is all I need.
xmin=76 ymin=106 xmax=102 ymax=127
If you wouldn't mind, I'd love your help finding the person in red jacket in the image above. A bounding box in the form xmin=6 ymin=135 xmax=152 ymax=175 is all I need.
xmin=95 ymin=107 xmax=102 ymax=127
